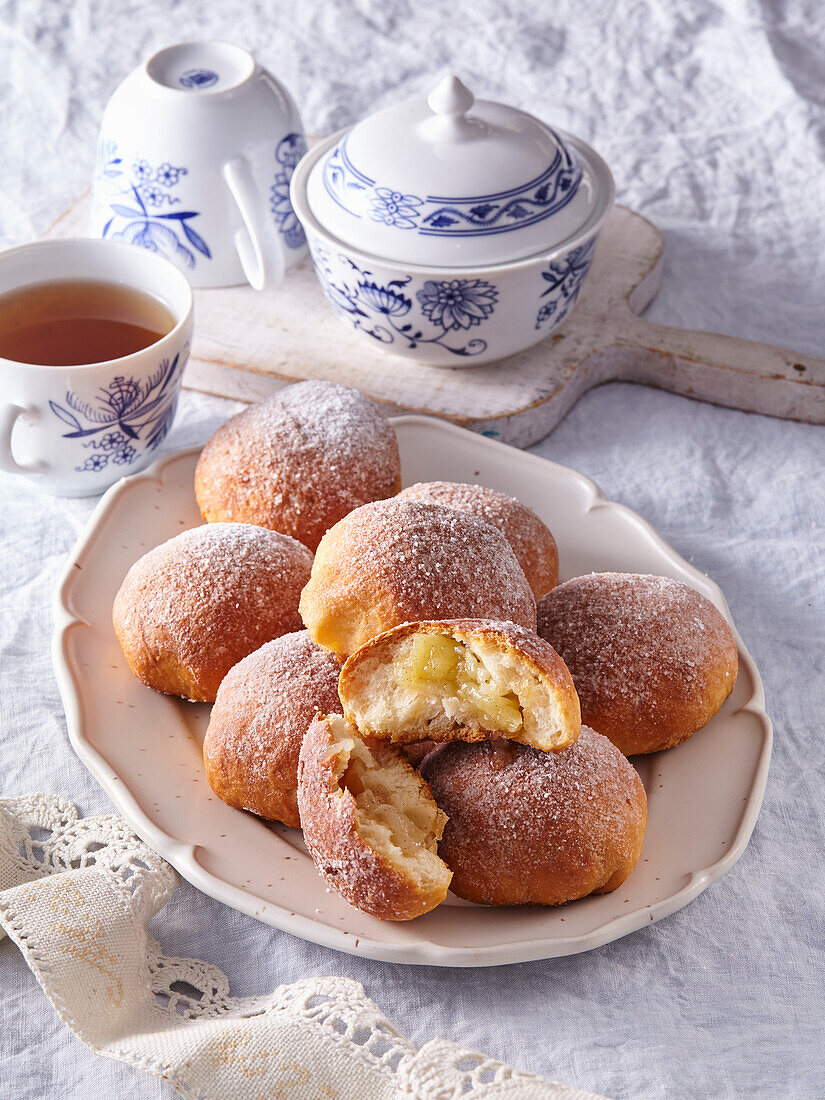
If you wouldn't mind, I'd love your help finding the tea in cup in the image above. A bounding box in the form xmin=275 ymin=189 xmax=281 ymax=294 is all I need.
xmin=0 ymin=237 xmax=193 ymax=497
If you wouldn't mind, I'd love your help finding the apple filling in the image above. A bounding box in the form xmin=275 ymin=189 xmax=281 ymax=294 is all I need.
xmin=327 ymin=716 xmax=449 ymax=890
xmin=398 ymin=634 xmax=524 ymax=733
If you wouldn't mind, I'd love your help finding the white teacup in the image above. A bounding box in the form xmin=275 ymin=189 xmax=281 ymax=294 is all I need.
xmin=0 ymin=238 xmax=193 ymax=497
xmin=91 ymin=41 xmax=307 ymax=290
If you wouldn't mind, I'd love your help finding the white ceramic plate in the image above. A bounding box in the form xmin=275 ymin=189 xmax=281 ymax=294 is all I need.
xmin=53 ymin=415 xmax=772 ymax=966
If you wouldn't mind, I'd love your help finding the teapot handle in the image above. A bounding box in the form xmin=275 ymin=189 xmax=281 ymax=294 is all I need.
xmin=222 ymin=156 xmax=286 ymax=291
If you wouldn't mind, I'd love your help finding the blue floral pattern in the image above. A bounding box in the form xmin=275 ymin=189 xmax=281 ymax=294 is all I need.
xmin=179 ymin=69 xmax=218 ymax=89
xmin=310 ymin=246 xmax=498 ymax=357
xmin=49 ymin=355 xmax=184 ymax=473
xmin=417 ymin=279 xmax=497 ymax=330
xmin=322 ymin=134 xmax=582 ymax=238
xmin=369 ymin=188 xmax=424 ymax=229
xmin=358 ymin=281 xmax=412 ymax=316
xmin=534 ymin=239 xmax=596 ymax=330
xmin=93 ymin=142 xmax=211 ymax=270
xmin=269 ymin=132 xmax=307 ymax=249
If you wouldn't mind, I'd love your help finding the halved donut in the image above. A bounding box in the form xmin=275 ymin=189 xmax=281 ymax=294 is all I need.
xmin=297 ymin=714 xmax=452 ymax=921
xmin=338 ymin=619 xmax=581 ymax=753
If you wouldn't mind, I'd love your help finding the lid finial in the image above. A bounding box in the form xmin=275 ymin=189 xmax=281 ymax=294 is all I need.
xmin=427 ymin=75 xmax=474 ymax=119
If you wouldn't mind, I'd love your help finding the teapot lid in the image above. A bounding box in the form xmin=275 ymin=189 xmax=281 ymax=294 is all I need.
xmin=305 ymin=75 xmax=612 ymax=267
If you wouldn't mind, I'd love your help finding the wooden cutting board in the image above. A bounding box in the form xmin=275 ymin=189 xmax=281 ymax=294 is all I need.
xmin=46 ymin=193 xmax=825 ymax=448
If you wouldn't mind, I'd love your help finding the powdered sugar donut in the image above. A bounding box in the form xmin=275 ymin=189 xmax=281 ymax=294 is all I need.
xmin=203 ymin=631 xmax=343 ymax=827
xmin=112 ymin=523 xmax=313 ymax=702
xmin=537 ymin=572 xmax=738 ymax=755
xmin=299 ymin=499 xmax=537 ymax=656
xmin=194 ymin=381 xmax=401 ymax=551
xmin=421 ymin=729 xmax=647 ymax=906
xmin=298 ymin=713 xmax=452 ymax=921
xmin=398 ymin=481 xmax=558 ymax=598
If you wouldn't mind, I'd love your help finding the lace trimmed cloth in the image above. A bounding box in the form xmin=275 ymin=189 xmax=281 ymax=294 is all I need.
xmin=0 ymin=793 xmax=607 ymax=1100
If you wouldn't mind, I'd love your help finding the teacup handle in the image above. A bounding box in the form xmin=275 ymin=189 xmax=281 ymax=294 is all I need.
xmin=223 ymin=157 xmax=286 ymax=291
xmin=0 ymin=404 xmax=47 ymax=475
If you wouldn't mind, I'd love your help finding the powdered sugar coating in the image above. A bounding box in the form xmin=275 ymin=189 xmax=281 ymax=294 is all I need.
xmin=194 ymin=381 xmax=401 ymax=551
xmin=537 ymin=572 xmax=739 ymax=755
xmin=399 ymin=481 xmax=558 ymax=598
xmin=203 ymin=631 xmax=343 ymax=827
xmin=422 ymin=727 xmax=647 ymax=905
xmin=300 ymin=499 xmax=537 ymax=655
xmin=112 ymin=523 xmax=313 ymax=702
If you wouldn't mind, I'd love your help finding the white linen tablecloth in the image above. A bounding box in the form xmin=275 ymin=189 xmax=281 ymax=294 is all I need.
xmin=1 ymin=2 xmax=824 ymax=1097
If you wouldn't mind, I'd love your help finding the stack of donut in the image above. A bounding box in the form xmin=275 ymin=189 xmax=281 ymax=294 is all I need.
xmin=112 ymin=380 xmax=738 ymax=922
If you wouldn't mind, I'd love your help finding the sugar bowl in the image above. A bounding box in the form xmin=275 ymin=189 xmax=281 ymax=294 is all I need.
xmin=290 ymin=75 xmax=614 ymax=367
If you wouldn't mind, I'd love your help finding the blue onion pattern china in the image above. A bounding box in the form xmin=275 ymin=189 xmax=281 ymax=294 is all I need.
xmin=179 ymin=69 xmax=218 ymax=89
xmin=311 ymin=246 xmax=498 ymax=358
xmin=291 ymin=75 xmax=614 ymax=364
xmin=322 ymin=135 xmax=582 ymax=239
xmin=370 ymin=188 xmax=424 ymax=229
xmin=534 ymin=239 xmax=596 ymax=329
xmin=94 ymin=141 xmax=211 ymax=270
xmin=270 ymin=133 xmax=308 ymax=249
xmin=96 ymin=43 xmax=306 ymax=287
xmin=49 ymin=354 xmax=184 ymax=473
xmin=417 ymin=279 xmax=497 ymax=331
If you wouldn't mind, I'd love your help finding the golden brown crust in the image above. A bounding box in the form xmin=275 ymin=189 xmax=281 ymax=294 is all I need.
xmin=297 ymin=716 xmax=450 ymax=921
xmin=299 ymin=499 xmax=537 ymax=656
xmin=398 ymin=481 xmax=558 ymax=598
xmin=339 ymin=618 xmax=581 ymax=752
xmin=112 ymin=523 xmax=313 ymax=702
xmin=194 ymin=381 xmax=401 ymax=551
xmin=537 ymin=572 xmax=739 ymax=755
xmin=421 ymin=730 xmax=647 ymax=906
xmin=203 ymin=631 xmax=343 ymax=827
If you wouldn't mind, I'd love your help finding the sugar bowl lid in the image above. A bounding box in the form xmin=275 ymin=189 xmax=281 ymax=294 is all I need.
xmin=305 ymin=75 xmax=612 ymax=268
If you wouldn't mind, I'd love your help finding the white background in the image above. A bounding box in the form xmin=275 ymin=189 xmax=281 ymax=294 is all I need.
xmin=1 ymin=1 xmax=824 ymax=1096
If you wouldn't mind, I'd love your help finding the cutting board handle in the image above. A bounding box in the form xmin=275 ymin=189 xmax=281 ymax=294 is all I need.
xmin=605 ymin=311 xmax=825 ymax=422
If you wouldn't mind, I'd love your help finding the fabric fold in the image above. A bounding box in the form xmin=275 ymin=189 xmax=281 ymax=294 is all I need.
xmin=0 ymin=793 xmax=607 ymax=1100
